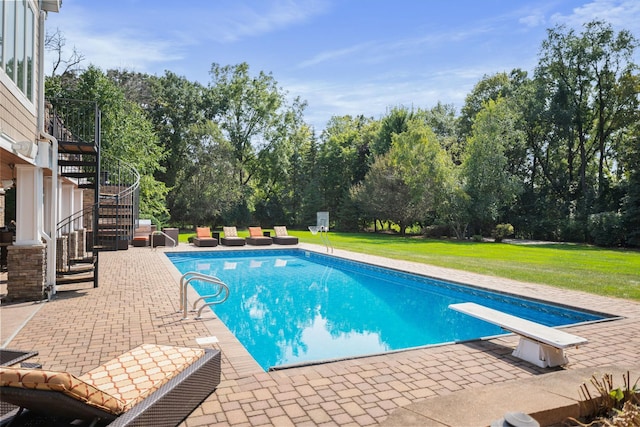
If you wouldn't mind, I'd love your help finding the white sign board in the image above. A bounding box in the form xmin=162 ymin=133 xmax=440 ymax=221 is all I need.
xmin=317 ymin=211 xmax=329 ymax=230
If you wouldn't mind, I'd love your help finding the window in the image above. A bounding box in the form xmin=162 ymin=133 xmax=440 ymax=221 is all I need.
xmin=1 ymin=0 xmax=36 ymax=102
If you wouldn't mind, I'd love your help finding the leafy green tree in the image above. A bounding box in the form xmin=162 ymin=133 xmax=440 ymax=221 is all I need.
xmin=352 ymin=119 xmax=454 ymax=235
xmin=351 ymin=153 xmax=416 ymax=234
xmin=316 ymin=115 xmax=375 ymax=228
xmin=205 ymin=63 xmax=307 ymax=225
xmin=146 ymin=71 xmax=206 ymax=189
xmin=47 ymin=66 xmax=168 ymax=220
xmin=621 ymin=121 xmax=640 ymax=246
xmin=170 ymin=121 xmax=242 ymax=228
xmin=461 ymin=98 xmax=522 ymax=234
xmin=422 ymin=102 xmax=461 ymax=164
xmin=536 ymin=21 xmax=639 ymax=229
xmin=458 ymin=70 xmax=526 ymax=140
xmin=389 ymin=119 xmax=454 ymax=225
xmin=370 ymin=106 xmax=411 ymax=158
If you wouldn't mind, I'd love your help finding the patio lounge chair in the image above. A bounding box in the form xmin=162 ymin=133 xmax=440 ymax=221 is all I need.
xmin=220 ymin=226 xmax=246 ymax=246
xmin=272 ymin=226 xmax=298 ymax=245
xmin=0 ymin=344 xmax=221 ymax=426
xmin=246 ymin=227 xmax=273 ymax=246
xmin=193 ymin=227 xmax=218 ymax=247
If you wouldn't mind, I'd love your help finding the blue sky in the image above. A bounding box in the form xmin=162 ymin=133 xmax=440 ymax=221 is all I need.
xmin=45 ymin=0 xmax=640 ymax=132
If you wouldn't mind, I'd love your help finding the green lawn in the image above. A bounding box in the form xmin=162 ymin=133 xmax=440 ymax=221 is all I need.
xmin=180 ymin=229 xmax=640 ymax=301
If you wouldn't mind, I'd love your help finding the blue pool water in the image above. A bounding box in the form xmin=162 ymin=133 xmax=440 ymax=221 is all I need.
xmin=166 ymin=249 xmax=609 ymax=371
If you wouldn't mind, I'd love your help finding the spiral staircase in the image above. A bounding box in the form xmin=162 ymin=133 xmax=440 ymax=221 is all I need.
xmin=49 ymin=99 xmax=140 ymax=288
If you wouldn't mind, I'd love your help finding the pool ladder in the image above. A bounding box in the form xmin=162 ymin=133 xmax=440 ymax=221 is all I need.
xmin=179 ymin=272 xmax=229 ymax=320
xmin=308 ymin=225 xmax=333 ymax=253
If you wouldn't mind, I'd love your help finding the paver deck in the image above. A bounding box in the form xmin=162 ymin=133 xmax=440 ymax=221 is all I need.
xmin=1 ymin=243 xmax=639 ymax=426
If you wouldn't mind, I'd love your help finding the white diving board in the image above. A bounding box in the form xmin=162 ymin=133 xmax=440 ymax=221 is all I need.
xmin=448 ymin=302 xmax=588 ymax=368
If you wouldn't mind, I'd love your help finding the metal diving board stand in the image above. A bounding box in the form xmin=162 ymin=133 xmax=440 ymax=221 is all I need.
xmin=448 ymin=302 xmax=588 ymax=368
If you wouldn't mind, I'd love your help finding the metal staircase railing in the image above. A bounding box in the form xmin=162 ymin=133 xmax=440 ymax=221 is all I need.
xmin=97 ymin=155 xmax=141 ymax=250
xmin=49 ymin=98 xmax=141 ymax=289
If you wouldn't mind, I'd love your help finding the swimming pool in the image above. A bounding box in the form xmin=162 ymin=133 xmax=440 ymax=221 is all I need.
xmin=167 ymin=249 xmax=610 ymax=371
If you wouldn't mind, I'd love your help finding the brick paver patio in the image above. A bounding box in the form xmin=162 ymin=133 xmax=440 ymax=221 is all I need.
xmin=1 ymin=243 xmax=639 ymax=426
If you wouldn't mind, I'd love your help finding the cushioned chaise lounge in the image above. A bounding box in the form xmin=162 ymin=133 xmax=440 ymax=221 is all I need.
xmin=220 ymin=226 xmax=246 ymax=246
xmin=0 ymin=344 xmax=221 ymax=426
xmin=272 ymin=226 xmax=298 ymax=245
xmin=193 ymin=227 xmax=218 ymax=247
xmin=246 ymin=227 xmax=272 ymax=246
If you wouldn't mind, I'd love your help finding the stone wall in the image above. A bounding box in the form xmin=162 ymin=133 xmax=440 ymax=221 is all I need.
xmin=6 ymin=244 xmax=46 ymax=302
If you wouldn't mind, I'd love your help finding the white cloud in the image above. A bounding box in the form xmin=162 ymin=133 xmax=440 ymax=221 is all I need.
xmin=550 ymin=0 xmax=640 ymax=32
xmin=519 ymin=13 xmax=546 ymax=28
xmin=284 ymin=67 xmax=483 ymax=131
xmin=213 ymin=0 xmax=331 ymax=42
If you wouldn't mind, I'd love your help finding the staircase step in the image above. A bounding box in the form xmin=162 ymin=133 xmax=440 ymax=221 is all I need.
xmin=58 ymin=141 xmax=98 ymax=154
xmin=60 ymin=172 xmax=95 ymax=179
xmin=58 ymin=159 xmax=97 ymax=168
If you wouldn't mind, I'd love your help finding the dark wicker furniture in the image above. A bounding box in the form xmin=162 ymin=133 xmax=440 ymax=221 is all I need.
xmin=0 ymin=348 xmax=221 ymax=426
xmin=220 ymin=227 xmax=245 ymax=246
xmin=246 ymin=227 xmax=273 ymax=246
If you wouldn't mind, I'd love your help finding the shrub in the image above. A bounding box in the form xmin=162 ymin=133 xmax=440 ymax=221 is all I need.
xmin=472 ymin=234 xmax=484 ymax=242
xmin=423 ymin=224 xmax=451 ymax=238
xmin=588 ymin=211 xmax=625 ymax=247
xmin=492 ymin=223 xmax=514 ymax=242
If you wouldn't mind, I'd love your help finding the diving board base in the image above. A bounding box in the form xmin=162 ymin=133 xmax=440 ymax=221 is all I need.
xmin=512 ymin=337 xmax=569 ymax=368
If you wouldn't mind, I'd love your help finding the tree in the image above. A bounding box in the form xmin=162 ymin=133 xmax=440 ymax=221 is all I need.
xmin=458 ymin=70 xmax=526 ymax=140
xmin=45 ymin=28 xmax=85 ymax=77
xmin=461 ymin=98 xmax=522 ymax=234
xmin=170 ymin=121 xmax=243 ymax=228
xmin=47 ymin=66 xmax=168 ymax=220
xmin=316 ymin=115 xmax=375 ymax=229
xmin=204 ymin=63 xmax=307 ymax=224
xmin=389 ymin=119 xmax=454 ymax=226
xmin=422 ymin=102 xmax=461 ymax=164
xmin=621 ymin=121 xmax=640 ymax=246
xmin=351 ymin=153 xmax=416 ymax=234
xmin=146 ymin=71 xmax=207 ymax=189
xmin=536 ymin=21 xmax=639 ymax=228
xmin=352 ymin=119 xmax=454 ymax=235
xmin=369 ymin=106 xmax=411 ymax=158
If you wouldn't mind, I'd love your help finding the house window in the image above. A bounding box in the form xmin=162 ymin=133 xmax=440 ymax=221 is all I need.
xmin=1 ymin=0 xmax=36 ymax=102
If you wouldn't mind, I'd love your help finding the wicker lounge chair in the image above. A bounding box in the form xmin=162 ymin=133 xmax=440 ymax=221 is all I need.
xmin=0 ymin=344 xmax=221 ymax=426
xmin=220 ymin=227 xmax=246 ymax=246
xmin=193 ymin=227 xmax=218 ymax=247
xmin=246 ymin=227 xmax=273 ymax=246
xmin=272 ymin=226 xmax=298 ymax=245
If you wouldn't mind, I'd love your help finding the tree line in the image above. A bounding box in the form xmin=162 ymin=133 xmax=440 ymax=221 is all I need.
xmin=46 ymin=20 xmax=640 ymax=247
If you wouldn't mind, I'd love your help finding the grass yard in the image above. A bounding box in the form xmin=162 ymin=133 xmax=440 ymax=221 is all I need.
xmin=180 ymin=229 xmax=640 ymax=301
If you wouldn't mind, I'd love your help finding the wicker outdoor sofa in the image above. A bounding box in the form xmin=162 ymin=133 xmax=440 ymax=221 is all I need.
xmin=220 ymin=226 xmax=246 ymax=246
xmin=0 ymin=344 xmax=221 ymax=426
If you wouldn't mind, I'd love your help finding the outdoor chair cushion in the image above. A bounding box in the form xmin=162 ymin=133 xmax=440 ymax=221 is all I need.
xmin=223 ymin=227 xmax=238 ymax=237
xmin=248 ymin=227 xmax=263 ymax=237
xmin=0 ymin=344 xmax=205 ymax=416
xmin=196 ymin=227 xmax=212 ymax=238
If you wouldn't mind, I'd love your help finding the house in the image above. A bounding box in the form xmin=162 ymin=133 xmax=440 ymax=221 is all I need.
xmin=0 ymin=0 xmax=67 ymax=301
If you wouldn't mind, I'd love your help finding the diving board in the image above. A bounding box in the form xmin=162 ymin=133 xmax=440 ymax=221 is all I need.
xmin=449 ymin=302 xmax=588 ymax=368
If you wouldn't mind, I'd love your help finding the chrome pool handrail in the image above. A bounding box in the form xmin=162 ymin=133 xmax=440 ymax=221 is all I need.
xmin=179 ymin=272 xmax=229 ymax=319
